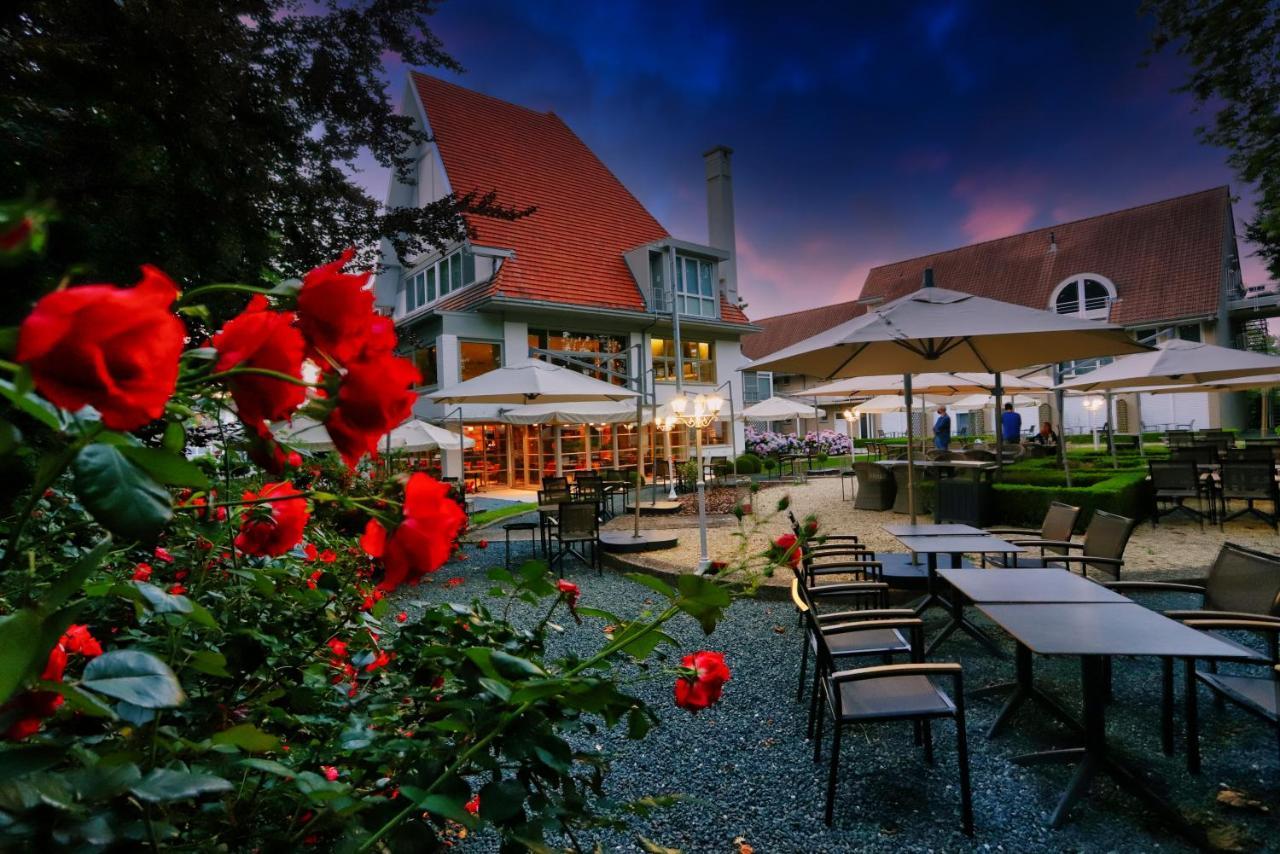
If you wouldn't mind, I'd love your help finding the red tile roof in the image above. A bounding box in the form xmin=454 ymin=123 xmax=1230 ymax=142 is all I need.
xmin=414 ymin=74 xmax=750 ymax=326
xmin=741 ymin=299 xmax=868 ymax=359
xmin=859 ymin=187 xmax=1232 ymax=327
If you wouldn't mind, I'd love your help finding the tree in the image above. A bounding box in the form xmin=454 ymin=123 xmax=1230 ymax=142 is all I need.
xmin=0 ymin=0 xmax=527 ymax=298
xmin=1144 ymin=0 xmax=1280 ymax=281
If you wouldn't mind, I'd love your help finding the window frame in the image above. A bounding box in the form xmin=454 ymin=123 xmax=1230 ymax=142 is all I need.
xmin=1050 ymin=274 xmax=1116 ymax=320
xmin=458 ymin=338 xmax=503 ymax=382
xmin=402 ymin=247 xmax=477 ymax=315
xmin=651 ymin=336 xmax=716 ymax=384
xmin=674 ymin=254 xmax=719 ymax=318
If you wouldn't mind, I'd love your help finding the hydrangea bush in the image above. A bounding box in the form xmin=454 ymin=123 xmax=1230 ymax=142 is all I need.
xmin=803 ymin=429 xmax=852 ymax=457
xmin=0 ymin=207 xmax=821 ymax=850
xmin=743 ymin=426 xmax=804 ymax=457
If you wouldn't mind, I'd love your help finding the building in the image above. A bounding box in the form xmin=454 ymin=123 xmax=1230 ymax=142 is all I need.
xmin=744 ymin=186 xmax=1271 ymax=436
xmin=375 ymin=74 xmax=756 ymax=489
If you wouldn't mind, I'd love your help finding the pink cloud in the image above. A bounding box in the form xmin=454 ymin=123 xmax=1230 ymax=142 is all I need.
xmin=958 ymin=197 xmax=1037 ymax=242
xmin=735 ymin=231 xmax=885 ymax=319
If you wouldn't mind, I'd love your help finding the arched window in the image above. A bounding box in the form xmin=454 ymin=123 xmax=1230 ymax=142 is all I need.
xmin=1050 ymin=275 xmax=1116 ymax=319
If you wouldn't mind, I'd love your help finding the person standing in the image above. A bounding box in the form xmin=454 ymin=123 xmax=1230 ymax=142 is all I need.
xmin=1001 ymin=402 xmax=1023 ymax=444
xmin=933 ymin=405 xmax=951 ymax=450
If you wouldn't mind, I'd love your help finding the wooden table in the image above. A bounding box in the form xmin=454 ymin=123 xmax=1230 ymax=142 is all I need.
xmin=976 ymin=601 xmax=1264 ymax=838
xmin=886 ymin=530 xmax=1023 ymax=655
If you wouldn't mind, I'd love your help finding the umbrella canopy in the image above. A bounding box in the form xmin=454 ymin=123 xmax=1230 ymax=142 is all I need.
xmin=746 ymin=286 xmax=1146 ymax=378
xmin=740 ymin=395 xmax=826 ymax=421
xmin=1058 ymin=339 xmax=1280 ymax=392
xmin=948 ymin=393 xmax=1044 ymax=409
xmin=273 ymin=417 xmax=473 ymax=452
xmin=497 ymin=400 xmax=644 ymax=425
xmin=427 ymin=358 xmax=639 ymax=405
xmin=1130 ymin=373 xmax=1280 ymax=394
xmin=852 ymin=394 xmax=960 ymax=414
xmin=807 ymin=371 xmax=1052 ymax=398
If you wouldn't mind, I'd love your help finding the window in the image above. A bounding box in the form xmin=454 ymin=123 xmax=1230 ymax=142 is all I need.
xmin=459 ymin=340 xmax=502 ymax=381
xmin=402 ymin=248 xmax=476 ymax=314
xmin=651 ymin=337 xmax=715 ymax=384
xmin=527 ymin=330 xmax=629 ymax=385
xmin=743 ymin=371 xmax=772 ymax=404
xmin=1051 ymin=275 xmax=1115 ymax=319
xmin=649 ymin=251 xmax=668 ymax=311
xmin=413 ymin=344 xmax=438 ymax=388
xmin=675 ymin=255 xmax=718 ymax=318
xmin=1134 ymin=323 xmax=1202 ymax=346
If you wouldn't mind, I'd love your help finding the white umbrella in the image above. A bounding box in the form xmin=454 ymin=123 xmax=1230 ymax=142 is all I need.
xmin=747 ymin=279 xmax=1145 ymax=520
xmin=807 ymin=371 xmax=1052 ymax=398
xmin=740 ymin=395 xmax=826 ymax=420
xmin=273 ymin=416 xmax=334 ymax=451
xmin=1058 ymin=339 xmax=1280 ymax=392
xmin=497 ymin=400 xmax=644 ymax=425
xmin=427 ymin=357 xmax=639 ymax=404
xmin=273 ymin=417 xmax=473 ymax=453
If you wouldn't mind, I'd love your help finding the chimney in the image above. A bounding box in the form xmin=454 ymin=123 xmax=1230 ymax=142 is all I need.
xmin=922 ymin=267 xmax=935 ymax=288
xmin=1048 ymin=231 xmax=1058 ymax=253
xmin=703 ymin=145 xmax=738 ymax=305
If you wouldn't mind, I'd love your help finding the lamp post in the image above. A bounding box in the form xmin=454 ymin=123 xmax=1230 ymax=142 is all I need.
xmin=842 ymin=408 xmax=857 ymax=467
xmin=1083 ymin=395 xmax=1105 ymax=450
xmin=656 ymin=413 xmax=679 ymax=502
xmin=670 ymin=391 xmax=724 ymax=574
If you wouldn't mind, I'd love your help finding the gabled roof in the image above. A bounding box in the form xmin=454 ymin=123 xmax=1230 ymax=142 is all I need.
xmin=411 ymin=74 xmax=751 ymax=326
xmin=859 ymin=187 xmax=1233 ymax=327
xmin=741 ymin=299 xmax=867 ymax=360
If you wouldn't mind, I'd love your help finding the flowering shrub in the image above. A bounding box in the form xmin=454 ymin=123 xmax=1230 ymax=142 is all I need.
xmin=0 ymin=217 xmax=812 ymax=850
xmin=803 ymin=429 xmax=852 ymax=457
xmin=744 ymin=426 xmax=804 ymax=457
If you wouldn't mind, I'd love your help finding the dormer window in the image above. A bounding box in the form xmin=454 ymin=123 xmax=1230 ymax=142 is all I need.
xmin=1051 ymin=275 xmax=1115 ymax=320
xmin=675 ymin=255 xmax=717 ymax=318
xmin=404 ymin=248 xmax=477 ymax=314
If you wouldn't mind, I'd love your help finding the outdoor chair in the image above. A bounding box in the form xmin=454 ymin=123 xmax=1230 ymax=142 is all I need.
xmin=1166 ymin=429 xmax=1194 ymax=448
xmin=982 ymin=501 xmax=1080 ymax=567
xmin=1005 ymin=509 xmax=1135 ymax=579
xmin=805 ymin=602 xmax=973 ymax=835
xmin=925 ymin=449 xmax=952 ymax=462
xmin=548 ymin=500 xmax=601 ymax=575
xmin=1108 ymin=541 xmax=1280 ymax=759
xmin=542 ymin=476 xmax=569 ymax=492
xmin=961 ymin=448 xmax=996 ymax=462
xmin=1218 ymin=461 xmax=1280 ymax=531
xmin=574 ymin=479 xmax=609 ymax=520
xmin=853 ymin=461 xmax=895 ymax=511
xmin=1222 ymin=446 xmax=1276 ymax=463
xmin=537 ymin=488 xmax=572 ymax=555
xmin=1172 ymin=444 xmax=1219 ymax=467
xmin=1149 ymin=460 xmax=1207 ymax=529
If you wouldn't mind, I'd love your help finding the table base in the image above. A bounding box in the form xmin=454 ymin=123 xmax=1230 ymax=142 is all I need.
xmin=972 ymin=645 xmax=1080 ymax=737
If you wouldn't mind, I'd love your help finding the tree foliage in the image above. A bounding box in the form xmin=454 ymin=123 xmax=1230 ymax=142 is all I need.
xmin=0 ymin=0 xmax=528 ymax=297
xmin=1144 ymin=0 xmax=1280 ymax=280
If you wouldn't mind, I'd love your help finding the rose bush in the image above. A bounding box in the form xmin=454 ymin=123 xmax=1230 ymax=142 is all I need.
xmin=0 ymin=219 xmax=818 ymax=850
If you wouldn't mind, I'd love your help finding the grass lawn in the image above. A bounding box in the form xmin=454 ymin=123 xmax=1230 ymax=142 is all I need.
xmin=469 ymin=501 xmax=537 ymax=528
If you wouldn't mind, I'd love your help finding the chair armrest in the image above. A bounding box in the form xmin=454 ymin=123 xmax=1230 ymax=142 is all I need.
xmin=1168 ymin=610 xmax=1280 ymax=625
xmin=815 ymin=534 xmax=862 ymax=542
xmin=830 ymin=661 xmax=961 ymax=684
xmin=808 ymin=560 xmax=883 ymax=572
xmin=808 ymin=582 xmax=889 ymax=596
xmin=1008 ymin=539 xmax=1082 ymax=550
xmin=820 ymin=617 xmax=924 ymax=635
xmin=818 ymin=608 xmax=918 ymax=624
xmin=1040 ymin=555 xmax=1123 ymax=566
xmin=1104 ymin=581 xmax=1206 ymax=594
xmin=984 ymin=527 xmax=1040 ymax=535
xmin=1181 ymin=617 xmax=1280 ymax=635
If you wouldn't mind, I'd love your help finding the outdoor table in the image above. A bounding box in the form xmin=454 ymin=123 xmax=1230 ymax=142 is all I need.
xmin=887 ymin=532 xmax=1023 ymax=655
xmin=883 ymin=523 xmax=985 ymax=537
xmin=938 ymin=567 xmax=1128 ymax=736
xmin=975 ymin=601 xmax=1265 ymax=837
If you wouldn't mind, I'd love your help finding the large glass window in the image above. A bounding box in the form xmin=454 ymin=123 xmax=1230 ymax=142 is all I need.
xmin=1052 ymin=277 xmax=1114 ymax=319
xmin=402 ymin=248 xmax=475 ymax=314
xmin=459 ymin=340 xmax=502 ymax=381
xmin=652 ymin=337 xmax=715 ymax=384
xmin=675 ymin=255 xmax=718 ymax=318
xmin=527 ymin=329 xmax=629 ymax=385
xmin=743 ymin=371 xmax=773 ymax=404
xmin=413 ymin=344 xmax=438 ymax=388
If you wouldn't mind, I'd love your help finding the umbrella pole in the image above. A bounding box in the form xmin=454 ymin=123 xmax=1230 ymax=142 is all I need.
xmin=1135 ymin=393 xmax=1146 ymax=457
xmin=634 ymin=394 xmax=643 ymax=538
xmin=1054 ymin=375 xmax=1072 ymax=488
xmin=1106 ymin=390 xmax=1117 ymax=469
xmin=994 ymin=373 xmax=1004 ymax=477
xmin=554 ymin=425 xmax=563 ymax=477
xmin=904 ymin=373 xmax=916 ymax=525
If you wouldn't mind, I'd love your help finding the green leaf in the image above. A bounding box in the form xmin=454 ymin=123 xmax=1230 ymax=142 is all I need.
xmin=478 ymin=779 xmax=526 ymax=822
xmin=401 ymin=790 xmax=476 ymax=827
xmin=622 ymin=629 xmax=678 ymax=661
xmin=66 ymin=763 xmax=141 ymax=801
xmin=38 ymin=681 xmax=116 ymax=719
xmin=0 ymin=746 xmax=63 ymax=783
xmin=117 ymin=446 xmax=208 ymax=489
xmin=188 ymin=650 xmax=230 ymax=678
xmin=160 ymin=421 xmax=186 ymax=455
xmin=0 ymin=379 xmax=62 ymax=432
xmin=0 ymin=610 xmax=44 ymax=705
xmin=489 ymin=650 xmax=546 ymax=680
xmin=81 ymin=650 xmax=185 ymax=709
xmin=238 ymin=758 xmax=295 ymax=778
xmin=72 ymin=444 xmax=172 ymax=541
xmin=477 ymin=677 xmax=511 ymax=701
xmin=129 ymin=769 xmax=232 ymax=803
xmin=675 ymin=574 xmax=732 ymax=635
xmin=211 ymin=724 xmax=278 ymax=753
xmin=338 ymin=719 xmax=373 ymax=750
xmin=42 ymin=538 xmax=114 ymax=611
xmin=0 ymin=416 xmax=21 ymax=457
xmin=131 ymin=582 xmax=192 ymax=615
xmin=574 ymin=606 xmax=622 ymax=623
xmin=627 ymin=707 xmax=652 ymax=740
xmin=625 ymin=572 xmax=677 ymax=600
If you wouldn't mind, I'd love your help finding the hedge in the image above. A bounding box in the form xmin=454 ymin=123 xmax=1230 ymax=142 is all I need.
xmin=990 ymin=470 xmax=1151 ymax=530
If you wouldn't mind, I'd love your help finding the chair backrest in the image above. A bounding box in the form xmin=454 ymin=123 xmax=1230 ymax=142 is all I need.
xmin=1172 ymin=444 xmax=1217 ymax=466
xmin=1041 ymin=501 xmax=1081 ymax=542
xmin=853 ymin=460 xmax=890 ymax=484
xmin=1204 ymin=542 xmax=1280 ymax=616
xmin=556 ymin=501 xmax=599 ymax=538
xmin=1168 ymin=430 xmax=1193 ymax=447
xmin=576 ymin=481 xmax=604 ymax=501
xmin=1081 ymin=510 xmax=1136 ymax=568
xmin=538 ymin=488 xmax=571 ymax=506
xmin=1222 ymin=446 xmax=1275 ymax=462
xmin=542 ymin=476 xmax=568 ymax=491
xmin=1149 ymin=460 xmax=1201 ymax=493
xmin=963 ymin=448 xmax=996 ymax=462
xmin=925 ymin=449 xmax=952 ymax=461
xmin=1220 ymin=461 xmax=1277 ymax=499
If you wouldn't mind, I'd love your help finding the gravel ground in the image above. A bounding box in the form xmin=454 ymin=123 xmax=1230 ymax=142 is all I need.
xmin=396 ymin=540 xmax=1280 ymax=853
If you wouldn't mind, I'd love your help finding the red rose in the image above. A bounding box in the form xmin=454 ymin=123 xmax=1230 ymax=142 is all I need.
xmin=296 ymin=249 xmax=376 ymax=367
xmin=61 ymin=625 xmax=102 ymax=658
xmin=324 ymin=352 xmax=419 ymax=468
xmin=321 ymin=765 xmax=339 ymax=782
xmin=395 ymin=611 xmax=407 ymax=623
xmin=556 ymin=579 xmax=580 ymax=610
xmin=465 ymin=795 xmax=481 ymax=815
xmin=16 ymin=266 xmax=184 ymax=429
xmin=476 ymin=539 xmax=488 ymax=550
xmin=772 ymin=533 xmax=802 ymax=568
xmin=132 ymin=563 xmax=153 ymax=582
xmin=327 ymin=638 xmax=348 ymax=658
xmin=212 ymin=295 xmax=306 ymax=427
xmin=154 ymin=547 xmax=174 ymax=563
xmin=235 ymin=482 xmax=310 ymax=556
xmin=168 ymin=584 xmax=187 ymax=595
xmin=674 ymin=650 xmax=730 ymax=712
xmin=368 ymin=474 xmax=466 ymax=592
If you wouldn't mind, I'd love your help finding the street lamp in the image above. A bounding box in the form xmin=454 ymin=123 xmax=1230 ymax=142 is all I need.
xmin=1082 ymin=395 xmax=1105 ymax=450
xmin=655 ymin=413 xmax=680 ymax=502
xmin=842 ymin=408 xmax=857 ymax=466
xmin=670 ymin=391 xmax=724 ymax=574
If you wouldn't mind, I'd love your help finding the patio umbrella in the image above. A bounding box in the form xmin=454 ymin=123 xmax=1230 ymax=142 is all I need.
xmin=741 ymin=395 xmax=827 ymax=437
xmin=746 ymin=276 xmax=1146 ymax=521
xmin=1058 ymin=339 xmax=1280 ymax=393
xmin=272 ymin=417 xmax=474 ymax=453
xmin=497 ymin=400 xmax=645 ymax=425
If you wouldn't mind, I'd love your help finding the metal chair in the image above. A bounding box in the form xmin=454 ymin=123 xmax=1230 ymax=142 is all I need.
xmin=1149 ymin=460 xmax=1206 ymax=529
xmin=1219 ymin=461 xmax=1280 ymax=531
xmin=1108 ymin=541 xmax=1280 ymax=759
xmin=542 ymin=476 xmax=569 ymax=492
xmin=805 ymin=602 xmax=973 ymax=835
xmin=983 ymin=501 xmax=1080 ymax=567
xmin=536 ymin=488 xmax=572 ymax=555
xmin=852 ymin=461 xmax=895 ymax=511
xmin=548 ymin=500 xmax=600 ymax=575
xmin=502 ymin=520 xmax=539 ymax=569
xmin=1006 ymin=510 xmax=1135 ymax=579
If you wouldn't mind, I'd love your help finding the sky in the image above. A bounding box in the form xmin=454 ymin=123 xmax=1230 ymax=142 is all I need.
xmin=357 ymin=0 xmax=1266 ymax=320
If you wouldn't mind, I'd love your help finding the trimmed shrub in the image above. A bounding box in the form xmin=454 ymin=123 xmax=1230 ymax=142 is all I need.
xmin=991 ymin=470 xmax=1151 ymax=529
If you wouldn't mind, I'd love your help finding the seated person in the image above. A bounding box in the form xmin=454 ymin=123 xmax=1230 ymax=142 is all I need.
xmin=1029 ymin=421 xmax=1059 ymax=445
